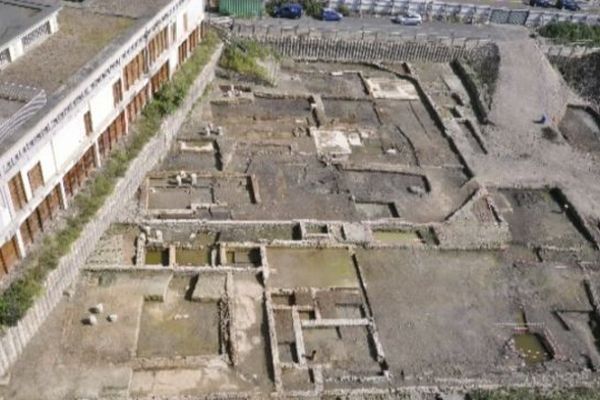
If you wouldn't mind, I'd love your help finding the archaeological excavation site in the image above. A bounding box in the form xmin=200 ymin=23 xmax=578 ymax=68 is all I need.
xmin=1 ymin=5 xmax=600 ymax=400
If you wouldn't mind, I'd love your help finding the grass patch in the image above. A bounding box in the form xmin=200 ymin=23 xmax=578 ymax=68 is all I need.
xmin=219 ymin=39 xmax=278 ymax=84
xmin=0 ymin=31 xmax=220 ymax=328
xmin=468 ymin=388 xmax=600 ymax=400
xmin=539 ymin=22 xmax=600 ymax=46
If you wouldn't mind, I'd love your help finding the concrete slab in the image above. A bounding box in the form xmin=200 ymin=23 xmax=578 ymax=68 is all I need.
xmin=366 ymin=77 xmax=419 ymax=100
xmin=191 ymin=273 xmax=226 ymax=302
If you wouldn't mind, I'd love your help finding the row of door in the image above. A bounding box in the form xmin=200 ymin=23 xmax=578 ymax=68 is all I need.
xmin=19 ymin=185 xmax=62 ymax=247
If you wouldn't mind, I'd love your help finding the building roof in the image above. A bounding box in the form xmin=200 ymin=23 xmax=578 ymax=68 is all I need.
xmin=0 ymin=0 xmax=174 ymax=161
xmin=84 ymin=0 xmax=178 ymax=19
xmin=0 ymin=0 xmax=60 ymax=47
xmin=0 ymin=7 xmax=135 ymax=93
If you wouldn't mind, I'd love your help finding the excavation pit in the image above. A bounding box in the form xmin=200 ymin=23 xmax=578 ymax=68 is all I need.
xmin=323 ymin=99 xmax=380 ymax=126
xmin=145 ymin=174 xmax=256 ymax=212
xmin=372 ymin=229 xmax=423 ymax=244
xmin=165 ymin=139 xmax=221 ymax=171
xmin=302 ymin=326 xmax=381 ymax=376
xmin=222 ymin=247 xmax=261 ymax=267
xmin=297 ymin=71 xmax=367 ymax=98
xmin=559 ymin=106 xmax=600 ymax=152
xmin=211 ymin=97 xmax=313 ymax=122
xmin=355 ymin=202 xmax=399 ymax=219
xmin=147 ymin=186 xmax=214 ymax=210
xmin=346 ymin=170 xmax=429 ymax=201
xmin=137 ymin=299 xmax=220 ymax=358
xmin=513 ymin=332 xmax=552 ymax=365
xmin=268 ymin=248 xmax=358 ymax=289
xmin=145 ymin=248 xmax=169 ymax=266
xmin=494 ymin=188 xmax=592 ymax=248
xmin=175 ymin=248 xmax=212 ymax=266
xmin=281 ymin=367 xmax=313 ymax=391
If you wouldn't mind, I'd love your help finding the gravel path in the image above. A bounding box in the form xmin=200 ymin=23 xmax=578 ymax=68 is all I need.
xmin=489 ymin=38 xmax=571 ymax=140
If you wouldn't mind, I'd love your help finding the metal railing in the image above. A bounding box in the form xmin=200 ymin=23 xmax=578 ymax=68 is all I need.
xmin=0 ymin=83 xmax=47 ymax=141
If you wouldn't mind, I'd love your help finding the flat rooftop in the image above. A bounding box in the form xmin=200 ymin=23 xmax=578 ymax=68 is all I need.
xmin=0 ymin=0 xmax=172 ymax=155
xmin=0 ymin=0 xmax=55 ymax=45
xmin=84 ymin=0 xmax=178 ymax=19
xmin=0 ymin=8 xmax=134 ymax=93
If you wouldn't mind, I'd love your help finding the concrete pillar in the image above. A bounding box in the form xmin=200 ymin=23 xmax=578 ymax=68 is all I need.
xmin=20 ymin=170 xmax=32 ymax=202
xmin=6 ymin=44 xmax=16 ymax=65
xmin=2 ymin=184 xmax=18 ymax=221
xmin=14 ymin=228 xmax=26 ymax=259
xmin=10 ymin=40 xmax=24 ymax=61
xmin=92 ymin=141 xmax=102 ymax=168
xmin=58 ymin=180 xmax=69 ymax=210
xmin=49 ymin=13 xmax=59 ymax=33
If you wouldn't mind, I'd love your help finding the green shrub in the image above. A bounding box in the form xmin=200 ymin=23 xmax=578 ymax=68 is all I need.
xmin=0 ymin=279 xmax=41 ymax=326
xmin=337 ymin=4 xmax=350 ymax=16
xmin=0 ymin=30 xmax=221 ymax=327
xmin=469 ymin=388 xmax=600 ymax=400
xmin=219 ymin=39 xmax=276 ymax=84
xmin=303 ymin=0 xmax=323 ymax=18
xmin=539 ymin=22 xmax=600 ymax=46
xmin=265 ymin=0 xmax=283 ymax=16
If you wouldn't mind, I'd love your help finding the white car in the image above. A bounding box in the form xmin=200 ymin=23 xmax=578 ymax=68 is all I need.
xmin=392 ymin=12 xmax=423 ymax=25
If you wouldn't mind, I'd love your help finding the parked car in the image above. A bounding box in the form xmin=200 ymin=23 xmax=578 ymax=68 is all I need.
xmin=322 ymin=8 xmax=343 ymax=21
xmin=529 ymin=0 xmax=553 ymax=7
xmin=274 ymin=3 xmax=303 ymax=19
xmin=392 ymin=12 xmax=423 ymax=25
xmin=557 ymin=0 xmax=581 ymax=10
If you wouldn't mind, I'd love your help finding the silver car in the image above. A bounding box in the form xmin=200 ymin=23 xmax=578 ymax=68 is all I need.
xmin=392 ymin=12 xmax=423 ymax=25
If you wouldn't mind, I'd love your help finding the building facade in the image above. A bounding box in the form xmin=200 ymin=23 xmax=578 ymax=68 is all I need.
xmin=0 ymin=0 xmax=205 ymax=278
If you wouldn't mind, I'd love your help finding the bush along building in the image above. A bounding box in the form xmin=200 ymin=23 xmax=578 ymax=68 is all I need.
xmin=0 ymin=0 xmax=205 ymax=279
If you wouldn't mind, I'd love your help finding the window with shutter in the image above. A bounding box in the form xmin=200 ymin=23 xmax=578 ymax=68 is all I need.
xmin=0 ymin=236 xmax=20 ymax=273
xmin=27 ymin=163 xmax=44 ymax=194
xmin=8 ymin=173 xmax=27 ymax=211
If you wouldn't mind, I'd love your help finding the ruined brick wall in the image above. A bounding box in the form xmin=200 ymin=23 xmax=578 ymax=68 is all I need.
xmin=0 ymin=45 xmax=224 ymax=378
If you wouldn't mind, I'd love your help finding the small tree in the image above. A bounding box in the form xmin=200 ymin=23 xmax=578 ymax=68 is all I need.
xmin=265 ymin=0 xmax=284 ymax=16
xmin=302 ymin=0 xmax=324 ymax=18
xmin=337 ymin=4 xmax=350 ymax=16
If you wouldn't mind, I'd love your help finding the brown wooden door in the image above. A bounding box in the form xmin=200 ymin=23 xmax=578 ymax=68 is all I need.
xmin=47 ymin=186 xmax=61 ymax=216
xmin=8 ymin=173 xmax=27 ymax=211
xmin=0 ymin=237 xmax=19 ymax=273
xmin=20 ymin=222 xmax=33 ymax=247
xmin=37 ymin=201 xmax=51 ymax=230
xmin=27 ymin=162 xmax=44 ymax=194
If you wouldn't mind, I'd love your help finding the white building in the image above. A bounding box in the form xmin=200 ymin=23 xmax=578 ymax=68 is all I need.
xmin=0 ymin=0 xmax=205 ymax=277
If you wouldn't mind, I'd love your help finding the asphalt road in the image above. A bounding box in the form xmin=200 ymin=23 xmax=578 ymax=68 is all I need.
xmin=231 ymin=16 xmax=531 ymax=41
